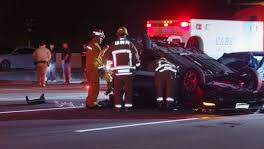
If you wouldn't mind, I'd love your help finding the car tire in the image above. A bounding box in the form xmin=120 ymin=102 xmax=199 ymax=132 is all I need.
xmin=182 ymin=68 xmax=205 ymax=93
xmin=186 ymin=36 xmax=204 ymax=53
xmin=181 ymin=68 xmax=206 ymax=108
xmin=239 ymin=67 xmax=262 ymax=92
xmin=0 ymin=60 xmax=11 ymax=70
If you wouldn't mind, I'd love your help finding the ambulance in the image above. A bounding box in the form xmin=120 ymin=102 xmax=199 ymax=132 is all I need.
xmin=146 ymin=19 xmax=263 ymax=59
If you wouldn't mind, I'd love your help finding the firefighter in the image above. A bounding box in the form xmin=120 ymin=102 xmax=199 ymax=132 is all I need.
xmin=154 ymin=56 xmax=178 ymax=110
xmin=85 ymin=29 xmax=105 ymax=109
xmin=104 ymin=27 xmax=140 ymax=111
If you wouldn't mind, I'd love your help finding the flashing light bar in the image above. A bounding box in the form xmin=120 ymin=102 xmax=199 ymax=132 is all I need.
xmin=180 ymin=21 xmax=190 ymax=28
xmin=147 ymin=23 xmax=152 ymax=28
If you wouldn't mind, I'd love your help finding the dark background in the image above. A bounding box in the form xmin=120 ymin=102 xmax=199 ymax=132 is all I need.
xmin=0 ymin=0 xmax=259 ymax=51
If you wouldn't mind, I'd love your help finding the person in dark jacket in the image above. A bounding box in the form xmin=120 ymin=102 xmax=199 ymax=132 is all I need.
xmin=104 ymin=27 xmax=140 ymax=111
xmin=61 ymin=42 xmax=72 ymax=84
xmin=47 ymin=43 xmax=57 ymax=82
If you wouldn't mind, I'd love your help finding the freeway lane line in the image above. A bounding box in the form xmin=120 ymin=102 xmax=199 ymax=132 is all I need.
xmin=75 ymin=118 xmax=200 ymax=133
xmin=0 ymin=107 xmax=83 ymax=114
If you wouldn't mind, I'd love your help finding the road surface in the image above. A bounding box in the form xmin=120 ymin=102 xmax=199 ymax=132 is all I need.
xmin=0 ymin=80 xmax=264 ymax=149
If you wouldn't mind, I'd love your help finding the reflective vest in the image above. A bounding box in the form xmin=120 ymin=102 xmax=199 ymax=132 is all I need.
xmin=155 ymin=58 xmax=177 ymax=73
xmin=105 ymin=38 xmax=140 ymax=76
xmin=86 ymin=41 xmax=102 ymax=71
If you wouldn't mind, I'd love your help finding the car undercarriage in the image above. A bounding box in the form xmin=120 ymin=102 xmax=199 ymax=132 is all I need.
xmin=129 ymin=35 xmax=264 ymax=111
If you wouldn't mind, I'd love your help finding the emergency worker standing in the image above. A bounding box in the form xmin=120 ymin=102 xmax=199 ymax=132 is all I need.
xmin=104 ymin=27 xmax=140 ymax=111
xmin=33 ymin=42 xmax=51 ymax=87
xmin=85 ymin=29 xmax=105 ymax=108
xmin=154 ymin=57 xmax=178 ymax=110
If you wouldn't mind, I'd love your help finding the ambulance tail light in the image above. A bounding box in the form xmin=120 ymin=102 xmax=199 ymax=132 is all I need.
xmin=180 ymin=21 xmax=190 ymax=28
xmin=147 ymin=23 xmax=152 ymax=28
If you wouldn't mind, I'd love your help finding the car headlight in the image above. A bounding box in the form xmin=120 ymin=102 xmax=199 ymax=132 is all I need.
xmin=203 ymin=102 xmax=216 ymax=107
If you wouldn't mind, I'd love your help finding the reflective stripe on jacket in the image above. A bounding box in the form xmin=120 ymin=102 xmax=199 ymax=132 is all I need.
xmin=105 ymin=38 xmax=140 ymax=76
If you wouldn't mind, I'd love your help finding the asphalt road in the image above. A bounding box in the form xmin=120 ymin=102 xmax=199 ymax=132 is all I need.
xmin=0 ymin=80 xmax=108 ymax=106
xmin=0 ymin=79 xmax=264 ymax=149
xmin=0 ymin=108 xmax=263 ymax=149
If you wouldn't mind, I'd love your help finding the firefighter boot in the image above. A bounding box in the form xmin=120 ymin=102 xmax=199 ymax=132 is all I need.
xmin=166 ymin=101 xmax=175 ymax=111
xmin=157 ymin=101 xmax=163 ymax=109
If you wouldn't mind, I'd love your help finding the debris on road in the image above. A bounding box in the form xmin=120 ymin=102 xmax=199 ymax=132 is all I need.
xmin=26 ymin=94 xmax=46 ymax=105
xmin=53 ymin=100 xmax=86 ymax=108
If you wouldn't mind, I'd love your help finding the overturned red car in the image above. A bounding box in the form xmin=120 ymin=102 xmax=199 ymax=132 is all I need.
xmin=131 ymin=35 xmax=264 ymax=112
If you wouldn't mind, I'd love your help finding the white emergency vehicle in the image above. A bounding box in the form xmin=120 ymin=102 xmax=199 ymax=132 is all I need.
xmin=146 ymin=19 xmax=263 ymax=59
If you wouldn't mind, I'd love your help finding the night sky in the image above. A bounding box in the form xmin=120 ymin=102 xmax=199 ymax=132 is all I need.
xmin=0 ymin=0 xmax=252 ymax=50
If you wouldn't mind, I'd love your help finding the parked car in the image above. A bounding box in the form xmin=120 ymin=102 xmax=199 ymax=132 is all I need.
xmin=218 ymin=52 xmax=264 ymax=81
xmin=129 ymin=35 xmax=264 ymax=111
xmin=0 ymin=48 xmax=14 ymax=55
xmin=0 ymin=47 xmax=35 ymax=70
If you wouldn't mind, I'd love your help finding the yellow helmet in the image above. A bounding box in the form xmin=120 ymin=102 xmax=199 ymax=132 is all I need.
xmin=116 ymin=27 xmax=129 ymax=37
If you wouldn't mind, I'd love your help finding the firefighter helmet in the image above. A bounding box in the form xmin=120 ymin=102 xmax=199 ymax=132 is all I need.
xmin=91 ymin=29 xmax=105 ymax=38
xmin=116 ymin=27 xmax=129 ymax=37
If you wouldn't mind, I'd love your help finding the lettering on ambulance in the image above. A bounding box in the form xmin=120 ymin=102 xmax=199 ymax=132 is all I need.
xmin=161 ymin=27 xmax=174 ymax=35
xmin=216 ymin=36 xmax=233 ymax=46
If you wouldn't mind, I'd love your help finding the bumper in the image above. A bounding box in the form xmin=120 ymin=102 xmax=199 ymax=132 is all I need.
xmin=203 ymin=85 xmax=264 ymax=111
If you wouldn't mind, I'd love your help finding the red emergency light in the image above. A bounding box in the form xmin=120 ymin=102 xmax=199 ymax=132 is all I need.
xmin=147 ymin=23 xmax=152 ymax=28
xmin=163 ymin=20 xmax=173 ymax=27
xmin=180 ymin=21 xmax=190 ymax=28
xmin=86 ymin=85 xmax=90 ymax=90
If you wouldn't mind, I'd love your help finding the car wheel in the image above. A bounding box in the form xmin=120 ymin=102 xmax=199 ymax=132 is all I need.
xmin=239 ymin=67 xmax=262 ymax=92
xmin=0 ymin=60 xmax=11 ymax=70
xmin=182 ymin=68 xmax=205 ymax=93
xmin=186 ymin=36 xmax=204 ymax=53
xmin=182 ymin=68 xmax=206 ymax=108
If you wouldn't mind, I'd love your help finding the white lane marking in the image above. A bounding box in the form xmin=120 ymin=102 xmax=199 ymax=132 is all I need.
xmin=0 ymin=107 xmax=82 ymax=114
xmin=75 ymin=118 xmax=200 ymax=133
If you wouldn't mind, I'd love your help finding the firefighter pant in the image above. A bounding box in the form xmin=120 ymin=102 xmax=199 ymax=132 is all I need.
xmin=154 ymin=71 xmax=176 ymax=103
xmin=36 ymin=63 xmax=48 ymax=86
xmin=86 ymin=82 xmax=99 ymax=107
xmin=113 ymin=75 xmax=133 ymax=109
xmin=86 ymin=69 xmax=100 ymax=107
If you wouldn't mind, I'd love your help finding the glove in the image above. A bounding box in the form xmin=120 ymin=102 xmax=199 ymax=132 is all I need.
xmin=94 ymin=56 xmax=103 ymax=68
